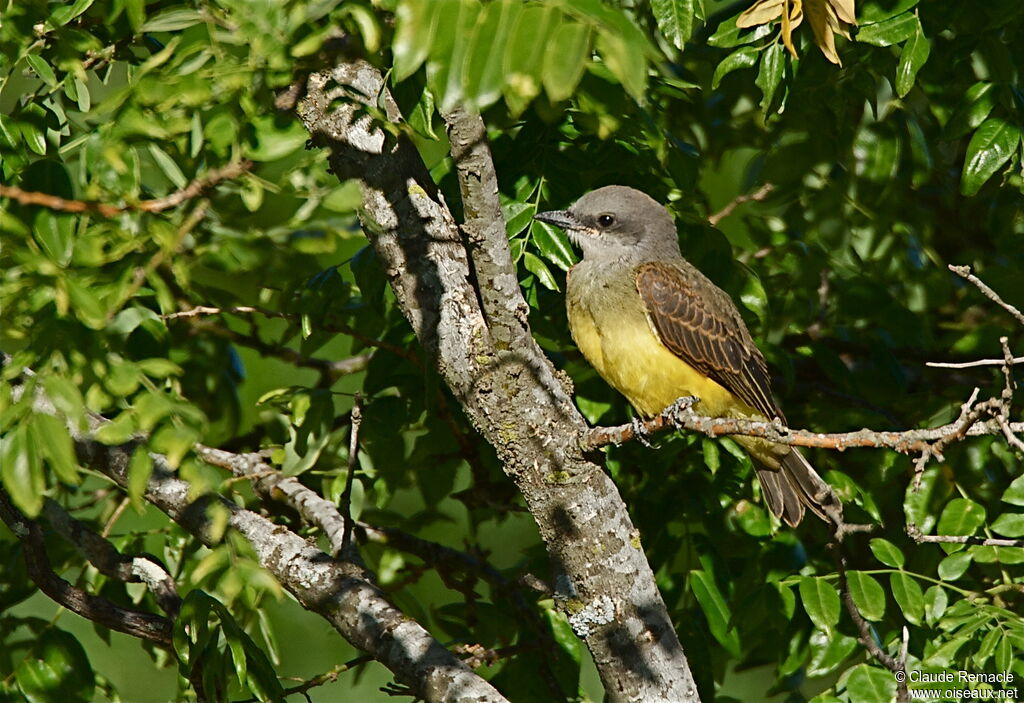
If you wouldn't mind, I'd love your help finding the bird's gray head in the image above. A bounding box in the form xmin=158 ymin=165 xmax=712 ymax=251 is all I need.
xmin=534 ymin=185 xmax=681 ymax=264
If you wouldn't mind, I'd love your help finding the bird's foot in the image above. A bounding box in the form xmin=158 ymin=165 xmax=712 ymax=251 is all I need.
xmin=666 ymin=395 xmax=700 ymax=427
xmin=631 ymin=416 xmax=655 ymax=448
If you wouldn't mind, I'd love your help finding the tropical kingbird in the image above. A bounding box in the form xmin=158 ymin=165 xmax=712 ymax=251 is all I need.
xmin=535 ymin=185 xmax=840 ymax=526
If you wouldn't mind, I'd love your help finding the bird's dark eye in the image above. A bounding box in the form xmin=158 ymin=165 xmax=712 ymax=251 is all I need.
xmin=597 ymin=214 xmax=615 ymax=227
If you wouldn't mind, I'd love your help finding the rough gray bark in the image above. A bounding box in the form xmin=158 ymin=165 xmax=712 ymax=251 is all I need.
xmin=8 ymin=375 xmax=510 ymax=703
xmin=298 ymin=60 xmax=701 ymax=703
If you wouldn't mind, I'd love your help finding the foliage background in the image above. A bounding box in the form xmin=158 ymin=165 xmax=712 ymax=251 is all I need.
xmin=1 ymin=0 xmax=1022 ymax=701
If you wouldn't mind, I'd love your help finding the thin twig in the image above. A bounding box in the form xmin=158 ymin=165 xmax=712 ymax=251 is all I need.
xmin=0 ymin=160 xmax=252 ymax=217
xmin=41 ymin=499 xmax=181 ymax=616
xmin=907 ymin=524 xmax=1023 ymax=548
xmin=832 ymin=543 xmax=908 ymax=702
xmin=164 ymin=305 xmax=418 ymax=364
xmin=708 ymin=183 xmax=775 ymax=227
xmin=0 ymin=491 xmax=174 ymax=646
xmin=949 ymin=264 xmax=1024 ymax=326
xmin=184 ymin=320 xmax=373 ymax=380
xmin=927 ymin=357 xmax=1024 ymax=369
xmin=582 ymin=394 xmax=1021 ymax=453
xmin=340 ymin=394 xmax=363 ymax=555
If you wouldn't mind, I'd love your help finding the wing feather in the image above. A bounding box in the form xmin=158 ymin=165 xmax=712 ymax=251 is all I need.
xmin=636 ymin=261 xmax=781 ymax=420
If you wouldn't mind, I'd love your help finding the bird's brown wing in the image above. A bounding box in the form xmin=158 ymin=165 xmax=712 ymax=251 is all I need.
xmin=635 ymin=260 xmax=781 ymax=420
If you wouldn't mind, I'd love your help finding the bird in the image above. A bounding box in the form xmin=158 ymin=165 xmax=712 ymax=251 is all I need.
xmin=534 ymin=185 xmax=840 ymax=526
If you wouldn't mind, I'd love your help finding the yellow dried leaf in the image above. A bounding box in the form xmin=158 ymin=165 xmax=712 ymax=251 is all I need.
xmin=781 ymin=0 xmax=804 ymax=59
xmin=737 ymin=0 xmax=785 ymax=28
xmin=805 ymin=0 xmax=840 ymax=64
xmin=736 ymin=0 xmax=853 ymax=63
xmin=828 ymin=0 xmax=857 ymax=25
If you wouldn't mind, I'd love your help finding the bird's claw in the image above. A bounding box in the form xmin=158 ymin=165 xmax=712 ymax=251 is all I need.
xmin=666 ymin=395 xmax=700 ymax=427
xmin=631 ymin=416 xmax=655 ymax=448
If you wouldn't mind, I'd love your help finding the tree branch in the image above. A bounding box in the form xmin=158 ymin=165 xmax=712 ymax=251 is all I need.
xmin=582 ymin=397 xmax=1023 ymax=453
xmin=15 ymin=387 xmax=511 ymax=703
xmin=0 ymin=159 xmax=252 ymax=217
xmin=0 ymin=490 xmax=174 ymax=646
xmin=907 ymin=523 xmax=1023 ymax=548
xmin=949 ymin=264 xmax=1024 ymax=326
xmin=40 ymin=498 xmax=181 ymax=617
xmin=298 ymin=60 xmax=701 ymax=702
xmin=163 ymin=304 xmax=419 ymax=364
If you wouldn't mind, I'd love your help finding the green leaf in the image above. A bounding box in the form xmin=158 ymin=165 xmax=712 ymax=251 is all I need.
xmin=128 ymin=448 xmax=153 ymax=509
xmin=701 ymin=438 xmax=720 ymax=474
xmin=1 ymin=423 xmax=45 ymax=517
xmin=991 ymin=512 xmax=1024 ymax=537
xmin=523 ymin=252 xmax=560 ymax=291
xmin=869 ymin=538 xmax=905 ymax=568
xmin=707 ymin=10 xmax=773 ymax=47
xmin=845 ymin=663 xmax=897 ymax=703
xmin=30 ymin=414 xmax=80 ymax=485
xmin=937 ymin=551 xmax=972 ymax=581
xmin=147 ymin=143 xmax=187 ymax=189
xmin=49 ymin=0 xmax=96 ymax=27
xmin=690 ymin=569 xmax=741 ymax=656
xmin=94 ymin=413 xmax=138 ymax=445
xmin=136 ymin=358 xmax=183 ymax=378
xmin=141 ymin=8 xmax=204 ymax=32
xmin=889 ymin=572 xmax=924 ymax=625
xmin=651 ymin=0 xmax=699 ymax=51
xmin=1002 ymin=474 xmax=1024 ymax=507
xmin=502 ymin=5 xmax=555 ymax=111
xmin=15 ymin=629 xmax=94 ymax=703
xmin=531 ymin=221 xmax=577 ymax=271
xmin=856 ymin=12 xmax=919 ymax=46
xmin=924 ymin=635 xmax=969 ymax=667
xmin=542 ymin=21 xmax=591 ymax=102
xmin=18 ymin=119 xmax=47 ymax=155
xmin=859 ymin=0 xmax=918 ymax=23
xmin=937 ymin=497 xmax=987 ymax=538
xmin=895 ymin=21 xmax=929 ymax=97
xmin=25 ymin=55 xmax=58 ymax=89
xmin=846 ymin=571 xmax=885 ymax=621
xmin=151 ymin=424 xmax=199 ymax=469
xmin=34 ymin=210 xmax=75 ymax=266
xmin=798 ymin=576 xmax=840 ymax=632
xmin=462 ymin=0 xmax=518 ymax=109
xmin=960 ymin=118 xmax=1020 ymax=196
xmin=944 ymin=82 xmax=997 ymax=140
xmin=595 ymin=21 xmax=648 ymax=101
xmin=755 ymin=42 xmax=785 ymax=114
xmin=807 ymin=630 xmax=857 ymax=677
xmin=712 ymin=46 xmax=759 ymax=90
xmin=923 ymin=585 xmax=947 ymax=626
xmin=393 ymin=0 xmax=436 ymax=81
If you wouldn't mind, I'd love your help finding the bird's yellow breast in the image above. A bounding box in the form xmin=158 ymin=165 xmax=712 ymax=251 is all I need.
xmin=566 ymin=264 xmax=736 ymax=418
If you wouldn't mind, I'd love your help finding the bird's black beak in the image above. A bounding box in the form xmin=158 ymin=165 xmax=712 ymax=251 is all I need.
xmin=533 ymin=209 xmax=582 ymax=231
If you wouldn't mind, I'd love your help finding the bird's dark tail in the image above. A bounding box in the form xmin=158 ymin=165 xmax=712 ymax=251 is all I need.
xmin=756 ymin=449 xmax=842 ymax=527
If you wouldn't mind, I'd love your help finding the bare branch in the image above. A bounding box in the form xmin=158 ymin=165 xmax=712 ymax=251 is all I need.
xmin=833 ymin=544 xmax=908 ymax=702
xmin=185 ymin=319 xmax=372 ymax=380
xmin=0 ymin=159 xmax=251 ymax=217
xmin=11 ymin=383 xmax=512 ymax=703
xmin=927 ymin=357 xmax=1024 ymax=369
xmin=949 ymin=264 xmax=1024 ymax=326
xmin=0 ymin=491 xmax=174 ymax=646
xmin=583 ymin=394 xmax=1021 ymax=453
xmin=907 ymin=524 xmax=1023 ymax=548
xmin=708 ymin=183 xmax=775 ymax=227
xmin=341 ymin=394 xmax=363 ymax=554
xmin=164 ymin=304 xmax=418 ymax=363
xmin=41 ymin=498 xmax=181 ymax=616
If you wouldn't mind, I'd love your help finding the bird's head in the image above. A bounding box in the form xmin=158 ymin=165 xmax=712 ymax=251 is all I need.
xmin=534 ymin=185 xmax=681 ymax=264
